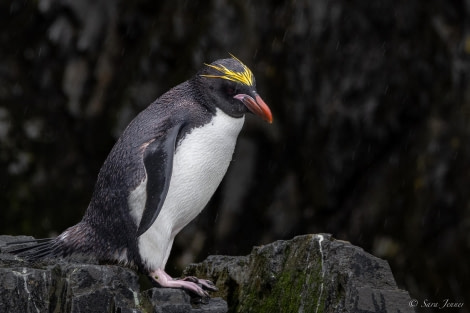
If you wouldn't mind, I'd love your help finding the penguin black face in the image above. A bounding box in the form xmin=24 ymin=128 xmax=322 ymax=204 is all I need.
xmin=199 ymin=57 xmax=273 ymax=123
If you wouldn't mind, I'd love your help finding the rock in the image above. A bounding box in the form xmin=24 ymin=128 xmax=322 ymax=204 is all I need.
xmin=141 ymin=288 xmax=227 ymax=313
xmin=184 ymin=234 xmax=414 ymax=313
xmin=1 ymin=234 xmax=413 ymax=313
xmin=0 ymin=235 xmax=227 ymax=313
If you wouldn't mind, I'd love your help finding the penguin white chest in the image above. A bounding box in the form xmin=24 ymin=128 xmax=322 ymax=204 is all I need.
xmin=136 ymin=108 xmax=244 ymax=269
xmin=163 ymin=109 xmax=245 ymax=234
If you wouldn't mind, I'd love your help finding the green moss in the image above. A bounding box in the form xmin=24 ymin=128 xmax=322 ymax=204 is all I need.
xmin=237 ymin=237 xmax=326 ymax=313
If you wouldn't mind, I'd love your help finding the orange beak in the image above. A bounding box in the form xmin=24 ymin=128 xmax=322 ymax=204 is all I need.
xmin=234 ymin=93 xmax=273 ymax=123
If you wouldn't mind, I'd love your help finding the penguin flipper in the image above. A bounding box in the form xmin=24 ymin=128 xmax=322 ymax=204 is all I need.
xmin=136 ymin=124 xmax=182 ymax=237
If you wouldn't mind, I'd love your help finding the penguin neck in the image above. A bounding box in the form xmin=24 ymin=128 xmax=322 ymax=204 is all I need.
xmin=188 ymin=77 xmax=218 ymax=115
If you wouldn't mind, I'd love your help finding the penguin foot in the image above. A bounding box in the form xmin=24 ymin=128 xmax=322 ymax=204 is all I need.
xmin=180 ymin=276 xmax=218 ymax=292
xmin=150 ymin=269 xmax=216 ymax=300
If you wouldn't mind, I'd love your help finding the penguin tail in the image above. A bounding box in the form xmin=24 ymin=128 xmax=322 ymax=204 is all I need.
xmin=5 ymin=237 xmax=59 ymax=260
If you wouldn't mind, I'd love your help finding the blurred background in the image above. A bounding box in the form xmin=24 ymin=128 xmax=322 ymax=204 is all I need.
xmin=1 ymin=0 xmax=469 ymax=311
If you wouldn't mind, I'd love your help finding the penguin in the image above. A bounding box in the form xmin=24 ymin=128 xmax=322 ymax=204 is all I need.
xmin=8 ymin=55 xmax=272 ymax=298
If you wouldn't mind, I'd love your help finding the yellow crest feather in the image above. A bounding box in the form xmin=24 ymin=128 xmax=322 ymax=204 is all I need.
xmin=200 ymin=55 xmax=254 ymax=86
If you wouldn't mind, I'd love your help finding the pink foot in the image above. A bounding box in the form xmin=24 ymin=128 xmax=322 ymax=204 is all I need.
xmin=180 ymin=276 xmax=217 ymax=291
xmin=150 ymin=269 xmax=217 ymax=298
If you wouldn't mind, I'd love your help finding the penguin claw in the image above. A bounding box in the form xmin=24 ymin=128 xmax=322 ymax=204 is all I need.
xmin=150 ymin=269 xmax=215 ymax=300
xmin=181 ymin=276 xmax=218 ymax=291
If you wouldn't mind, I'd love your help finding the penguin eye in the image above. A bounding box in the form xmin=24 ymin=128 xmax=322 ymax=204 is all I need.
xmin=224 ymin=86 xmax=236 ymax=96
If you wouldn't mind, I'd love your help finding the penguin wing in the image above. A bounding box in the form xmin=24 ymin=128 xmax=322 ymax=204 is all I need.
xmin=136 ymin=124 xmax=182 ymax=237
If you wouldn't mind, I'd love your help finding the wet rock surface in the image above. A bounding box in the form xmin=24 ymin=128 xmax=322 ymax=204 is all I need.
xmin=0 ymin=234 xmax=413 ymax=313
xmin=0 ymin=235 xmax=227 ymax=313
xmin=185 ymin=234 xmax=414 ymax=313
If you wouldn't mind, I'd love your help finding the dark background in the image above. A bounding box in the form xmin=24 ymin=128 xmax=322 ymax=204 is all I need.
xmin=1 ymin=0 xmax=469 ymax=311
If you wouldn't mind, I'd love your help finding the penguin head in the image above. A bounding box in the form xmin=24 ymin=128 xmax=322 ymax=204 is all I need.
xmin=198 ymin=56 xmax=273 ymax=123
